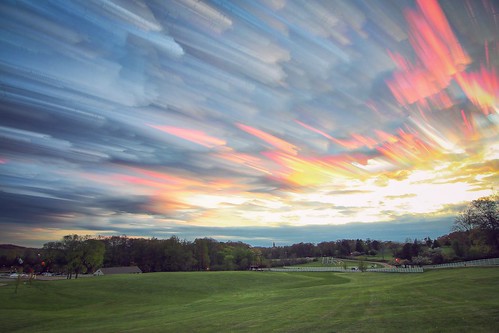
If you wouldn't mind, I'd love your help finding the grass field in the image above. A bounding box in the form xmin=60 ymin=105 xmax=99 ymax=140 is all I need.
xmin=295 ymin=259 xmax=384 ymax=269
xmin=1 ymin=268 xmax=498 ymax=332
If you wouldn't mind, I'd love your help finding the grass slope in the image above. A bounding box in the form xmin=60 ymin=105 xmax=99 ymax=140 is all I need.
xmin=295 ymin=259 xmax=384 ymax=268
xmin=1 ymin=268 xmax=498 ymax=332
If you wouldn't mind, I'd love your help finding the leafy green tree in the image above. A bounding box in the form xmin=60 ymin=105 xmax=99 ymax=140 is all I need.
xmin=233 ymin=246 xmax=254 ymax=270
xmin=251 ymin=248 xmax=264 ymax=268
xmin=163 ymin=236 xmax=194 ymax=271
xmin=102 ymin=236 xmax=131 ymax=267
xmin=62 ymin=235 xmax=84 ymax=279
xmin=358 ymin=260 xmax=367 ymax=272
xmin=81 ymin=239 xmax=105 ymax=273
xmin=43 ymin=241 xmax=67 ymax=273
xmin=194 ymin=238 xmax=211 ymax=270
xmin=44 ymin=235 xmax=105 ymax=279
xmin=222 ymin=251 xmax=236 ymax=271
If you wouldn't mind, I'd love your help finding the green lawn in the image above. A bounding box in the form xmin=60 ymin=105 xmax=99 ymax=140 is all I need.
xmin=295 ymin=258 xmax=384 ymax=269
xmin=1 ymin=268 xmax=498 ymax=332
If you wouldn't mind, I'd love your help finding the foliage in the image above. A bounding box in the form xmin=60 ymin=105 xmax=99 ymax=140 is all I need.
xmin=411 ymin=256 xmax=431 ymax=266
xmin=33 ymin=232 xmax=476 ymax=275
xmin=42 ymin=235 xmax=105 ymax=279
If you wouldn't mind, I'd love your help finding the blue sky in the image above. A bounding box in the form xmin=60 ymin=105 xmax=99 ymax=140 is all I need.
xmin=0 ymin=0 xmax=497 ymax=247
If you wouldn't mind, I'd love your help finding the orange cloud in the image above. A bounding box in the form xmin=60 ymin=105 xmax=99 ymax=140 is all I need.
xmin=295 ymin=120 xmax=377 ymax=150
xmin=376 ymin=129 xmax=434 ymax=165
xmin=455 ymin=66 xmax=498 ymax=115
xmin=215 ymin=151 xmax=272 ymax=175
xmin=351 ymin=134 xmax=377 ymax=149
xmin=461 ymin=110 xmax=473 ymax=137
xmin=295 ymin=120 xmax=335 ymax=141
xmin=386 ymin=0 xmax=471 ymax=107
xmin=386 ymin=51 xmax=446 ymax=106
xmin=375 ymin=130 xmax=399 ymax=144
xmin=416 ymin=0 xmax=470 ymax=69
xmin=262 ymin=151 xmax=369 ymax=186
xmin=149 ymin=125 xmax=226 ymax=148
xmin=236 ymin=123 xmax=299 ymax=155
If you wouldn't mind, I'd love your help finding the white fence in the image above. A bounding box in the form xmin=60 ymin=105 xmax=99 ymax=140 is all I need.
xmin=367 ymin=267 xmax=423 ymax=273
xmin=270 ymin=267 xmax=346 ymax=272
xmin=424 ymin=257 xmax=499 ymax=269
xmin=268 ymin=257 xmax=499 ymax=273
xmin=269 ymin=266 xmax=423 ymax=273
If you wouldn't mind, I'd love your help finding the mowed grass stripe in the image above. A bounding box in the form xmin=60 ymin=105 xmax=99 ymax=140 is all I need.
xmin=0 ymin=268 xmax=498 ymax=332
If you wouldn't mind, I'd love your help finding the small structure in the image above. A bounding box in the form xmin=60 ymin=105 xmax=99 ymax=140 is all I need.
xmin=93 ymin=266 xmax=142 ymax=276
xmin=249 ymin=265 xmax=264 ymax=271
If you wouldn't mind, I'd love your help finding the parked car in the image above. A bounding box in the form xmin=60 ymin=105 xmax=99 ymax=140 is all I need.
xmin=9 ymin=273 xmax=28 ymax=278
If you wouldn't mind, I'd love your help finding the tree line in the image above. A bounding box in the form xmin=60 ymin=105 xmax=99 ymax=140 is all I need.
xmin=1 ymin=236 xmax=399 ymax=276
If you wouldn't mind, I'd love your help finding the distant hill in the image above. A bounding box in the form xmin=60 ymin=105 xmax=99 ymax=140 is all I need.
xmin=0 ymin=244 xmax=39 ymax=261
xmin=0 ymin=244 xmax=29 ymax=250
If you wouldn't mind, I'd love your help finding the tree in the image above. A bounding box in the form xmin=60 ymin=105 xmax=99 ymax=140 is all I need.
xmin=412 ymin=256 xmax=430 ymax=266
xmin=411 ymin=239 xmax=421 ymax=258
xmin=399 ymin=243 xmax=412 ymax=260
xmin=453 ymin=194 xmax=499 ymax=253
xmin=102 ymin=236 xmax=131 ymax=267
xmin=355 ymin=239 xmax=365 ymax=253
xmin=162 ymin=236 xmax=194 ymax=271
xmin=451 ymin=239 xmax=466 ymax=258
xmin=337 ymin=239 xmax=351 ymax=256
xmin=44 ymin=235 xmax=105 ymax=279
xmin=43 ymin=241 xmax=67 ymax=273
xmin=317 ymin=241 xmax=335 ymax=257
xmin=358 ymin=260 xmax=367 ymax=272
xmin=81 ymin=239 xmax=105 ymax=273
xmin=194 ymin=238 xmax=211 ymax=270
xmin=62 ymin=235 xmax=84 ymax=279
xmin=454 ymin=206 xmax=475 ymax=233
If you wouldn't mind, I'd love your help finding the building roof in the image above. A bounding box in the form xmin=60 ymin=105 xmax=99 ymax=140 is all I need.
xmin=97 ymin=266 xmax=142 ymax=275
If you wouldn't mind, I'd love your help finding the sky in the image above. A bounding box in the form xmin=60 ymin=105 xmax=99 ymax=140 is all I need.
xmin=0 ymin=0 xmax=498 ymax=248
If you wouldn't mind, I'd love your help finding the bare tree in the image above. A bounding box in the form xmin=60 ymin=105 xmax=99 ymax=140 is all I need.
xmin=453 ymin=194 xmax=499 ymax=252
